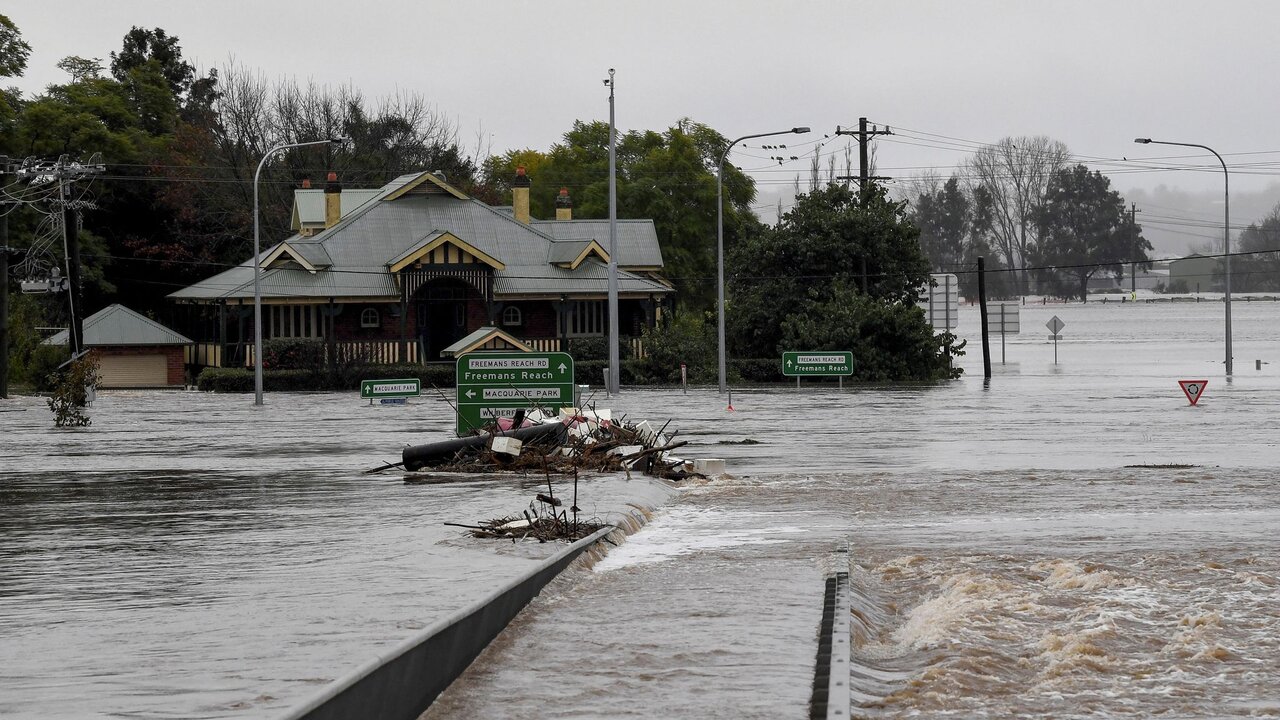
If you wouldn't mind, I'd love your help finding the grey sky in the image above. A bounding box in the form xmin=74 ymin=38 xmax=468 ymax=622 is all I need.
xmin=8 ymin=0 xmax=1280 ymax=255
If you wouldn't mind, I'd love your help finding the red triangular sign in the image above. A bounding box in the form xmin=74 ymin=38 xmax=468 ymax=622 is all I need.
xmin=1179 ymin=379 xmax=1208 ymax=406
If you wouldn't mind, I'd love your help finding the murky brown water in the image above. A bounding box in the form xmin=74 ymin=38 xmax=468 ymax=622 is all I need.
xmin=3 ymin=301 xmax=1279 ymax=718
xmin=427 ymin=301 xmax=1280 ymax=719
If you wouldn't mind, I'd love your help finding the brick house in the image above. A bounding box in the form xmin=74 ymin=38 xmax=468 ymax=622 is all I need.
xmin=170 ymin=169 xmax=672 ymax=367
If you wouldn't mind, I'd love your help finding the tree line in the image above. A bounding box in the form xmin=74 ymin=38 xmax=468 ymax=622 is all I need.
xmin=906 ymin=136 xmax=1154 ymax=301
xmin=0 ymin=16 xmax=959 ymax=384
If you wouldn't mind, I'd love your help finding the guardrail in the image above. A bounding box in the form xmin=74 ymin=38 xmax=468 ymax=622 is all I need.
xmin=277 ymin=525 xmax=616 ymax=720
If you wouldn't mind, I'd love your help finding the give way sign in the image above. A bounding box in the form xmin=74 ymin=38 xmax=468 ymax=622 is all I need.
xmin=1179 ymin=379 xmax=1208 ymax=406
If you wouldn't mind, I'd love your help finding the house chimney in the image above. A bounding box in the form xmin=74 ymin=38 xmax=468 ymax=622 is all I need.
xmin=324 ymin=171 xmax=341 ymax=228
xmin=555 ymin=187 xmax=572 ymax=221
xmin=512 ymin=165 xmax=531 ymax=224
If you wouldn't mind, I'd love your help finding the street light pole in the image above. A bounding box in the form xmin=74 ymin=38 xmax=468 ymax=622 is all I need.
xmin=253 ymin=137 xmax=349 ymax=406
xmin=604 ymin=69 xmax=620 ymax=397
xmin=716 ymin=127 xmax=810 ymax=394
xmin=1134 ymin=138 xmax=1232 ymax=375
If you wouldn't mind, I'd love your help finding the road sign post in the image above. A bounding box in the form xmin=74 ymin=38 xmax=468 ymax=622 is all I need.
xmin=782 ymin=351 xmax=854 ymax=388
xmin=987 ymin=302 xmax=1021 ymax=364
xmin=360 ymin=378 xmax=421 ymax=405
xmin=1046 ymin=316 xmax=1066 ymax=364
xmin=455 ymin=352 xmax=574 ymax=434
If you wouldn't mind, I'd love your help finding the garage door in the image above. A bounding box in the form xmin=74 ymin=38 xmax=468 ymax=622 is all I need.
xmin=98 ymin=354 xmax=169 ymax=388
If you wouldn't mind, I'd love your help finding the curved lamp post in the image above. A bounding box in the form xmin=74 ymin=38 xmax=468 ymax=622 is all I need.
xmin=717 ymin=127 xmax=810 ymax=394
xmin=253 ymin=137 xmax=349 ymax=405
xmin=1134 ymin=138 xmax=1232 ymax=375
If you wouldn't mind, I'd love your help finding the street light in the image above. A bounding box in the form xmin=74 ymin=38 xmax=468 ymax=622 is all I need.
xmin=717 ymin=127 xmax=810 ymax=394
xmin=253 ymin=136 xmax=349 ymax=405
xmin=1133 ymin=137 xmax=1232 ymax=375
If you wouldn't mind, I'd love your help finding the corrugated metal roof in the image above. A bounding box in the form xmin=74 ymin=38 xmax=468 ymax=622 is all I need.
xmin=172 ymin=171 xmax=671 ymax=303
xmin=547 ymin=240 xmax=593 ymax=264
xmin=46 ymin=304 xmax=192 ymax=346
xmin=531 ymin=219 xmax=664 ymax=267
xmin=496 ymin=260 xmax=670 ymax=297
xmin=441 ymin=326 xmax=531 ymax=355
xmin=289 ymin=242 xmax=332 ymax=267
xmin=291 ymin=188 xmax=381 ymax=228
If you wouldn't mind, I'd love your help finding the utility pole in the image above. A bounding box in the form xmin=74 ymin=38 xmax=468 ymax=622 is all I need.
xmin=1129 ymin=203 xmax=1141 ymax=294
xmin=835 ymin=118 xmax=893 ymax=294
xmin=14 ymin=155 xmax=104 ymax=360
xmin=835 ymin=117 xmax=893 ymax=204
xmin=0 ymin=156 xmax=11 ymax=399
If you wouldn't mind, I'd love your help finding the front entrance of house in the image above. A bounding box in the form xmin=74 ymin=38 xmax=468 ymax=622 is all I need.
xmin=416 ymin=278 xmax=473 ymax=360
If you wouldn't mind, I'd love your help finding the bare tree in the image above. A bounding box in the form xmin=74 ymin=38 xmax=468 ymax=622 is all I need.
xmin=966 ymin=136 xmax=1069 ymax=293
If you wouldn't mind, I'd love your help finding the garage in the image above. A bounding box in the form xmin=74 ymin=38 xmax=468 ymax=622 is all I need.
xmin=98 ymin=354 xmax=171 ymax=388
xmin=45 ymin=304 xmax=191 ymax=389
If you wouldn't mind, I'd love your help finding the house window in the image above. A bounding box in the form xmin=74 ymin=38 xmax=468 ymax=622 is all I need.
xmin=558 ymin=300 xmax=606 ymax=337
xmin=502 ymin=306 xmax=522 ymax=326
xmin=360 ymin=308 xmax=380 ymax=328
xmin=269 ymin=305 xmax=323 ymax=338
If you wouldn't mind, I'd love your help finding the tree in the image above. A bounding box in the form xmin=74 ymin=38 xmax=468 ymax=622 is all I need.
xmin=0 ymin=14 xmax=30 ymax=78
xmin=912 ymin=176 xmax=972 ymax=273
xmin=478 ymin=118 xmax=759 ymax=312
xmin=967 ymin=136 xmax=1069 ymax=293
xmin=728 ymin=182 xmax=962 ymax=380
xmin=1031 ymin=164 xmax=1147 ymax=301
xmin=1233 ymin=204 xmax=1280 ymax=291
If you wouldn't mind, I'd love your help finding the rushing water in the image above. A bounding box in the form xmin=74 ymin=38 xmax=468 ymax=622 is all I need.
xmin=426 ymin=300 xmax=1280 ymax=719
xmin=3 ymin=300 xmax=1280 ymax=718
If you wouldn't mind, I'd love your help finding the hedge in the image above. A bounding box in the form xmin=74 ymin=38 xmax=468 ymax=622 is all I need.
xmin=197 ymin=359 xmax=796 ymax=392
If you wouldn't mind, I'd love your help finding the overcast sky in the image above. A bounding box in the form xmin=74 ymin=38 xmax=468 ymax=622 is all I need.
xmin=8 ymin=0 xmax=1280 ymax=255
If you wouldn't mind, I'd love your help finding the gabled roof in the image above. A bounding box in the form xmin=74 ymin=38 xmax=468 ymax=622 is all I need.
xmin=170 ymin=171 xmax=671 ymax=303
xmin=441 ymin=326 xmax=532 ymax=356
xmin=531 ymin=219 xmax=664 ymax=268
xmin=387 ymin=230 xmax=505 ymax=272
xmin=46 ymin=304 xmax=192 ymax=347
xmin=547 ymin=239 xmax=609 ymax=269
xmin=380 ymin=171 xmax=470 ymax=201
xmin=260 ymin=240 xmax=333 ymax=271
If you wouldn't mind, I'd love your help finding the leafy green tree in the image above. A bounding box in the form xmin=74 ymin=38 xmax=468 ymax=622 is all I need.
xmin=1031 ymin=164 xmax=1148 ymax=301
xmin=0 ymin=14 xmax=30 ymax=78
xmin=479 ymin=119 xmax=759 ymax=312
xmin=729 ymin=182 xmax=962 ymax=380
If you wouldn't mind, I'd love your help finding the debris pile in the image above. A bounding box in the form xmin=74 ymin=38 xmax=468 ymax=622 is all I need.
xmin=398 ymin=407 xmax=708 ymax=481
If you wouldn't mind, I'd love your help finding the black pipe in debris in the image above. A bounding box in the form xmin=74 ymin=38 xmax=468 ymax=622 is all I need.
xmin=402 ymin=422 xmax=567 ymax=471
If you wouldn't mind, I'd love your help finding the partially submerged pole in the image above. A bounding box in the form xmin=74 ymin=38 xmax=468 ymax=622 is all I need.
xmin=978 ymin=257 xmax=991 ymax=380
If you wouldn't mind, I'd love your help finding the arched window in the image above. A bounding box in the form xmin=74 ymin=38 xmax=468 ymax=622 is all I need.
xmin=360 ymin=307 xmax=380 ymax=328
xmin=502 ymin=305 xmax=522 ymax=326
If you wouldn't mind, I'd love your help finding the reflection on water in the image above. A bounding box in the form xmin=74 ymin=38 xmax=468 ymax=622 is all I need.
xmin=4 ymin=301 xmax=1280 ymax=718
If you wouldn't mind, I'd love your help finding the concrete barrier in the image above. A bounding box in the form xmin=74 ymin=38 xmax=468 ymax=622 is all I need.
xmin=278 ymin=525 xmax=616 ymax=720
xmin=809 ymin=570 xmax=852 ymax=720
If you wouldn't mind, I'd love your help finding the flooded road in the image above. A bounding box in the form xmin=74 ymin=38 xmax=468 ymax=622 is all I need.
xmin=427 ymin=300 xmax=1280 ymax=719
xmin=4 ymin=300 xmax=1280 ymax=718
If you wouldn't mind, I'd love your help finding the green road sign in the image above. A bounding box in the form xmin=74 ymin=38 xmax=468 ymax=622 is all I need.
xmin=782 ymin=351 xmax=854 ymax=377
xmin=360 ymin=377 xmax=421 ymax=399
xmin=455 ymin=352 xmax=574 ymax=434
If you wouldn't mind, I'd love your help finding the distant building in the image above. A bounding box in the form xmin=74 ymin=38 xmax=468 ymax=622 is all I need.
xmin=1167 ymin=254 xmax=1219 ymax=293
xmin=170 ymin=168 xmax=672 ymax=367
xmin=46 ymin=304 xmax=191 ymax=388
